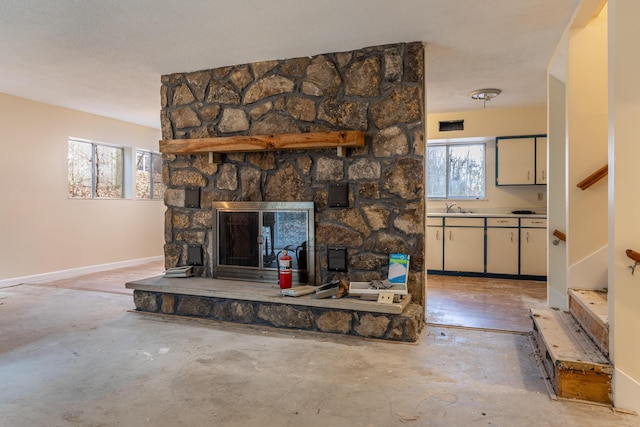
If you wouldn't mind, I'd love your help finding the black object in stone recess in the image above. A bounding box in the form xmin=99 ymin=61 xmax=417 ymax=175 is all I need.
xmin=327 ymin=247 xmax=347 ymax=272
xmin=328 ymin=182 xmax=349 ymax=207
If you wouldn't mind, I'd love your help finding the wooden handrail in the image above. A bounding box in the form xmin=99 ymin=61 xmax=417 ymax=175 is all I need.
xmin=577 ymin=164 xmax=608 ymax=190
xmin=626 ymin=249 xmax=640 ymax=263
xmin=552 ymin=229 xmax=566 ymax=242
xmin=627 ymin=249 xmax=640 ymax=275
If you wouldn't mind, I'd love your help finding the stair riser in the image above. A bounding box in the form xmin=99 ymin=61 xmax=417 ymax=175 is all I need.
xmin=569 ymin=295 xmax=609 ymax=356
xmin=557 ymin=370 xmax=612 ymax=404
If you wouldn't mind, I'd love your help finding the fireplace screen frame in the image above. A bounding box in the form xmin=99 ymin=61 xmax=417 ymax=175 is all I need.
xmin=211 ymin=201 xmax=315 ymax=285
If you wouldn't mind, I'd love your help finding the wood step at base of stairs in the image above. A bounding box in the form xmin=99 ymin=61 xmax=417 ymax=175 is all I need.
xmin=568 ymin=288 xmax=609 ymax=356
xmin=530 ymin=308 xmax=612 ymax=405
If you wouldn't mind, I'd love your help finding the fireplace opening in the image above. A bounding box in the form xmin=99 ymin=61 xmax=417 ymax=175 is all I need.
xmin=211 ymin=202 xmax=315 ymax=285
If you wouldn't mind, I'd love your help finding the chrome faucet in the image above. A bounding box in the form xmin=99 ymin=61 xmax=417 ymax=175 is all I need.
xmin=445 ymin=202 xmax=457 ymax=213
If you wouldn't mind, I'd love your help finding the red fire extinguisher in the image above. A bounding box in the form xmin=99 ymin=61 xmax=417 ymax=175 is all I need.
xmin=278 ymin=250 xmax=292 ymax=289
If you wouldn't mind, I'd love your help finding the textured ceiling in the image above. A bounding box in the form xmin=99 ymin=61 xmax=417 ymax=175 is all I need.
xmin=0 ymin=0 xmax=579 ymax=129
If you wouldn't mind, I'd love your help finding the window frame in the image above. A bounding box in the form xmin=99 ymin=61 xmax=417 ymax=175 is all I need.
xmin=427 ymin=140 xmax=487 ymax=201
xmin=135 ymin=149 xmax=165 ymax=200
xmin=68 ymin=137 xmax=125 ymax=199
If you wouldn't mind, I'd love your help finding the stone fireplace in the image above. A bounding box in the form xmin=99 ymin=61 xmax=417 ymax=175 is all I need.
xmin=160 ymin=41 xmax=426 ymax=308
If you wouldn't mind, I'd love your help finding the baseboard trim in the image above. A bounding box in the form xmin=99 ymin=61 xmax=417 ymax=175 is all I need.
xmin=0 ymin=256 xmax=164 ymax=288
xmin=614 ymin=367 xmax=640 ymax=415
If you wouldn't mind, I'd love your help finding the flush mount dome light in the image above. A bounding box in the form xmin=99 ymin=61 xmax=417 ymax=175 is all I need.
xmin=469 ymin=88 xmax=502 ymax=107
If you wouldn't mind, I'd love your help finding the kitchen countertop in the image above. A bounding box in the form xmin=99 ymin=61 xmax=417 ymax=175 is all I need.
xmin=427 ymin=212 xmax=547 ymax=218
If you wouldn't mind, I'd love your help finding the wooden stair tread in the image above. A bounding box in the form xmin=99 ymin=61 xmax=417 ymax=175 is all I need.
xmin=568 ymin=288 xmax=608 ymax=325
xmin=530 ymin=308 xmax=611 ymax=370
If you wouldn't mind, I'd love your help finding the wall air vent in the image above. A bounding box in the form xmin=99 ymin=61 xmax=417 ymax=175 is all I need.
xmin=439 ymin=120 xmax=464 ymax=132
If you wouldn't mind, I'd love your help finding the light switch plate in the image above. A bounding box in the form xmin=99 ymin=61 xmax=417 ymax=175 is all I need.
xmin=377 ymin=292 xmax=394 ymax=304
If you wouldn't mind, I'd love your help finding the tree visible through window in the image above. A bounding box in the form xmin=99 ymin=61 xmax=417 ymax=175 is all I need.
xmin=136 ymin=150 xmax=165 ymax=199
xmin=427 ymin=143 xmax=485 ymax=199
xmin=68 ymin=139 xmax=123 ymax=198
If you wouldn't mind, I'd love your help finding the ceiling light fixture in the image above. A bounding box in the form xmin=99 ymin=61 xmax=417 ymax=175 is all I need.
xmin=469 ymin=88 xmax=502 ymax=108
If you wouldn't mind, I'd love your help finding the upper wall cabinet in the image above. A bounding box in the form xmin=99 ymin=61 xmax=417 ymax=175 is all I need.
xmin=535 ymin=136 xmax=547 ymax=184
xmin=495 ymin=135 xmax=547 ymax=186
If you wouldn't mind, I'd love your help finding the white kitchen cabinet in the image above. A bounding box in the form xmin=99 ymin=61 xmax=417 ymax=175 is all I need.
xmin=520 ymin=218 xmax=547 ymax=276
xmin=496 ymin=137 xmax=535 ymax=185
xmin=496 ymin=135 xmax=547 ymax=185
xmin=486 ymin=218 xmax=519 ymax=275
xmin=443 ymin=217 xmax=485 ymax=273
xmin=426 ymin=214 xmax=547 ymax=278
xmin=426 ymin=217 xmax=444 ymax=270
xmin=536 ymin=137 xmax=547 ymax=184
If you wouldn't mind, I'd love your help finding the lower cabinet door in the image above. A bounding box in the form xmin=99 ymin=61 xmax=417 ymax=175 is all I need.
xmin=426 ymin=226 xmax=444 ymax=270
xmin=520 ymin=227 xmax=547 ymax=276
xmin=486 ymin=228 xmax=519 ymax=275
xmin=444 ymin=227 xmax=485 ymax=273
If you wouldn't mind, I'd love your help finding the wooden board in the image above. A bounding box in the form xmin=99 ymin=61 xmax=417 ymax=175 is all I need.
xmin=530 ymin=308 xmax=612 ymax=404
xmin=159 ymin=130 xmax=365 ymax=154
xmin=556 ymin=369 xmax=612 ymax=404
xmin=568 ymin=289 xmax=609 ymax=356
xmin=531 ymin=309 xmax=611 ymax=367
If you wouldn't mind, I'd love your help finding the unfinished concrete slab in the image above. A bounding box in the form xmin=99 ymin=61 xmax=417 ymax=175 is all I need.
xmin=1 ymin=278 xmax=638 ymax=426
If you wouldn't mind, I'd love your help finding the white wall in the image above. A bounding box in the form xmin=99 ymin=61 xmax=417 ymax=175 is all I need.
xmin=427 ymin=106 xmax=547 ymax=141
xmin=608 ymin=0 xmax=640 ymax=414
xmin=427 ymin=106 xmax=547 ymax=213
xmin=0 ymin=93 xmax=165 ymax=281
xmin=566 ymin=6 xmax=609 ymax=268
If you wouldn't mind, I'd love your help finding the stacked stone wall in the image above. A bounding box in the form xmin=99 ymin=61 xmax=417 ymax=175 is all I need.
xmin=134 ymin=290 xmax=423 ymax=342
xmin=160 ymin=42 xmax=426 ymax=306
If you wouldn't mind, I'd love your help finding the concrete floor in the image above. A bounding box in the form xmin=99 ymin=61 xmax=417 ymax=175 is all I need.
xmin=1 ymin=265 xmax=638 ymax=426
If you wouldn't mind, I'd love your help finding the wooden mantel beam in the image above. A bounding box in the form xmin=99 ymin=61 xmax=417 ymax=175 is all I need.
xmin=159 ymin=130 xmax=365 ymax=156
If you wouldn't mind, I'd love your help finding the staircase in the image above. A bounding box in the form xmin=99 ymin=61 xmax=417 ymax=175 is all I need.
xmin=530 ymin=288 xmax=612 ymax=405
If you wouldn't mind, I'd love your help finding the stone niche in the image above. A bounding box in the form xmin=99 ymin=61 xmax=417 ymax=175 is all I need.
xmin=161 ymin=41 xmax=426 ymax=307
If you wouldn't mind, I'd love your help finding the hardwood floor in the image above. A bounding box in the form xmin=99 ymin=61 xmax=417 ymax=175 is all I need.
xmin=426 ymin=274 xmax=547 ymax=333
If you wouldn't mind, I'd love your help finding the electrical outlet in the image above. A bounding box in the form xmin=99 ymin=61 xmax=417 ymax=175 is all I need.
xmin=377 ymin=292 xmax=394 ymax=304
xmin=537 ymin=192 xmax=544 ymax=201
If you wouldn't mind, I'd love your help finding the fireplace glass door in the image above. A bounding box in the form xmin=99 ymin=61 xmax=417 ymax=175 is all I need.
xmin=212 ymin=202 xmax=315 ymax=285
xmin=218 ymin=211 xmax=260 ymax=267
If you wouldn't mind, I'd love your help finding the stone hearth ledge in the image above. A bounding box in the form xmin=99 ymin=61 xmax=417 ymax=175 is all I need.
xmin=125 ymin=276 xmax=411 ymax=315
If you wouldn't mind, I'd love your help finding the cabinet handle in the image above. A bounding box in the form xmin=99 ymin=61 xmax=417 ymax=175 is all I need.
xmin=526 ymin=232 xmax=530 ymax=243
xmin=497 ymin=220 xmax=508 ymax=223
xmin=527 ymin=171 xmax=531 ymax=181
xmin=436 ymin=230 xmax=439 ymax=240
xmin=510 ymin=232 xmax=513 ymax=243
xmin=542 ymin=170 xmax=545 ymax=181
xmin=449 ymin=230 xmax=452 ymax=241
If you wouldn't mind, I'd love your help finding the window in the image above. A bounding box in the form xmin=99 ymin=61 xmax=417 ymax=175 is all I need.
xmin=68 ymin=138 xmax=124 ymax=198
xmin=427 ymin=142 xmax=485 ymax=199
xmin=136 ymin=150 xmax=165 ymax=199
